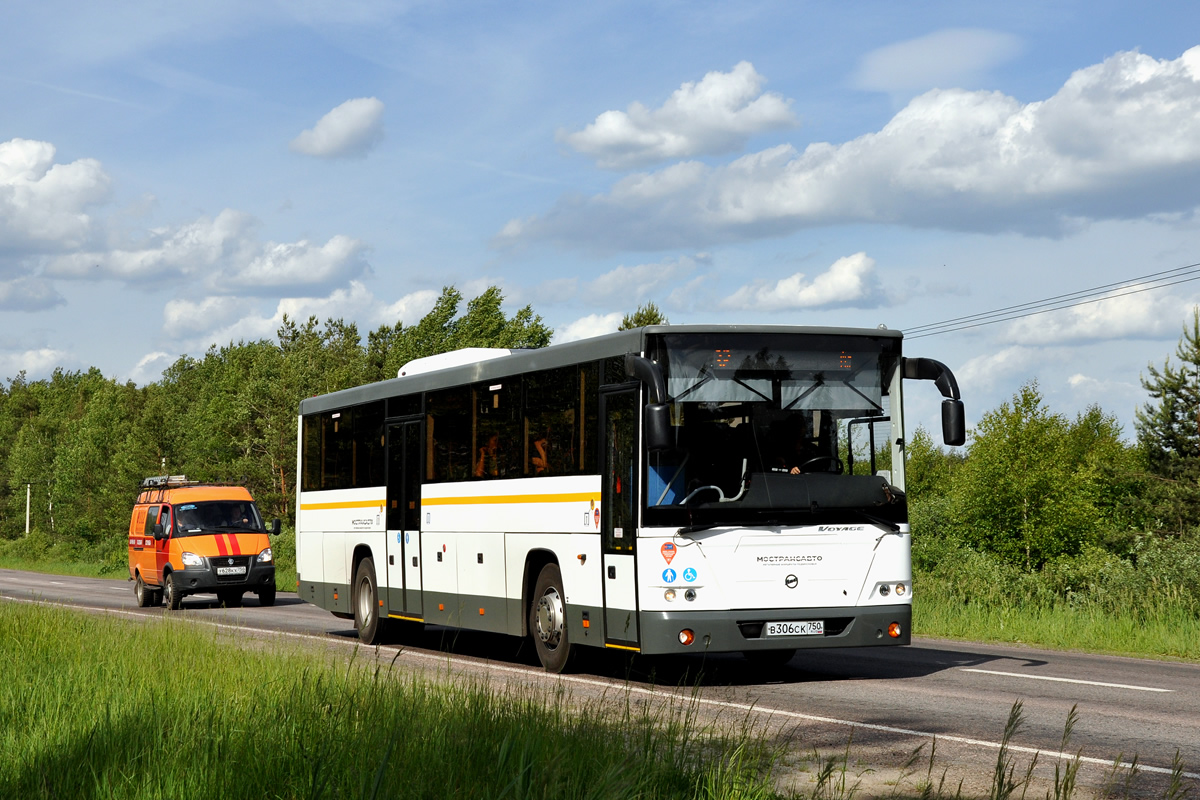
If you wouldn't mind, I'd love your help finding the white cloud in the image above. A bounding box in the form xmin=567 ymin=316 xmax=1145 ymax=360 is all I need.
xmin=47 ymin=209 xmax=368 ymax=293
xmin=374 ymin=288 xmax=440 ymax=327
xmin=501 ymin=46 xmax=1200 ymax=249
xmin=126 ymin=351 xmax=174 ymax=385
xmin=853 ymin=29 xmax=1022 ymax=94
xmin=723 ymin=252 xmax=882 ymax=312
xmin=553 ymin=312 xmax=624 ymax=344
xmin=587 ymin=255 xmax=700 ymax=301
xmin=955 ymin=345 xmax=1044 ymax=393
xmin=0 ymin=347 xmax=68 ymax=379
xmin=0 ymin=277 xmax=65 ymax=311
xmin=225 ymin=235 xmax=369 ymax=289
xmin=0 ymin=138 xmax=110 ymax=253
xmin=1006 ymin=293 xmax=1197 ymax=345
xmin=290 ymin=97 xmax=385 ymax=159
xmin=559 ymin=62 xmax=796 ymax=169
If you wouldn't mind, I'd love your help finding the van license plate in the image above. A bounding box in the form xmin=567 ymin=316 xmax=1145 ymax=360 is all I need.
xmin=765 ymin=620 xmax=823 ymax=636
xmin=217 ymin=566 xmax=247 ymax=576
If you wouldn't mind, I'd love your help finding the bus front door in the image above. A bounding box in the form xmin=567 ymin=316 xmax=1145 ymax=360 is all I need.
xmin=601 ymin=389 xmax=639 ymax=648
xmin=386 ymin=419 xmax=423 ymax=620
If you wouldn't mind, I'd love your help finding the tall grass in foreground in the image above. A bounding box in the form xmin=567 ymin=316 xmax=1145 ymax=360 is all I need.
xmin=0 ymin=602 xmax=781 ymax=800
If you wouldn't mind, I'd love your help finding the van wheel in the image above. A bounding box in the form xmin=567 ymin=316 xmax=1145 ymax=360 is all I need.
xmin=134 ymin=573 xmax=152 ymax=608
xmin=530 ymin=563 xmax=573 ymax=673
xmin=218 ymin=590 xmax=244 ymax=608
xmin=354 ymin=558 xmax=387 ymax=644
xmin=257 ymin=585 xmax=276 ymax=607
xmin=164 ymin=572 xmax=182 ymax=610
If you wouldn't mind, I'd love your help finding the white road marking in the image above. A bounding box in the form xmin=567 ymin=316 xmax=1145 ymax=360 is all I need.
xmin=2 ymin=593 xmax=1196 ymax=780
xmin=962 ymin=668 xmax=1173 ymax=693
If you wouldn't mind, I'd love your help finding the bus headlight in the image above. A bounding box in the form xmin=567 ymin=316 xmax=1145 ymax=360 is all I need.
xmin=181 ymin=552 xmax=203 ymax=567
xmin=258 ymin=547 xmax=274 ymax=564
xmin=684 ymin=589 xmax=697 ymax=602
xmin=878 ymin=583 xmax=890 ymax=597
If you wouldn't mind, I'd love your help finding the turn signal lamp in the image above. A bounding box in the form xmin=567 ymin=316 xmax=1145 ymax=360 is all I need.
xmin=664 ymin=588 xmax=676 ymax=602
xmin=895 ymin=583 xmax=907 ymax=596
xmin=678 ymin=629 xmax=695 ymax=646
xmin=888 ymin=622 xmax=903 ymax=638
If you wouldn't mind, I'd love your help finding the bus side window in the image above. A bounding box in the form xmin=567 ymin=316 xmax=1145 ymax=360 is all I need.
xmin=524 ymin=367 xmax=580 ymax=476
xmin=427 ymin=386 xmax=472 ymax=482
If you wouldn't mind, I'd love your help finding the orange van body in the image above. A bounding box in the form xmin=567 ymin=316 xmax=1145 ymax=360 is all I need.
xmin=127 ymin=477 xmax=278 ymax=609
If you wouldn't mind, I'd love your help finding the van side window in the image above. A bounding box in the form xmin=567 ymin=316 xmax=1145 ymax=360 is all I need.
xmin=142 ymin=505 xmax=160 ymax=536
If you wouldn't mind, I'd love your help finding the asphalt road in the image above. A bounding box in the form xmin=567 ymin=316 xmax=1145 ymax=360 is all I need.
xmin=3 ymin=568 xmax=1197 ymax=797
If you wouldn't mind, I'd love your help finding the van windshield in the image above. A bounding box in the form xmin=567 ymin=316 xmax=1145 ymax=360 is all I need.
xmin=172 ymin=501 xmax=266 ymax=536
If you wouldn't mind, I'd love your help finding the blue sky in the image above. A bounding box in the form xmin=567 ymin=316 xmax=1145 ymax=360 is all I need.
xmin=4 ymin=0 xmax=1200 ymax=440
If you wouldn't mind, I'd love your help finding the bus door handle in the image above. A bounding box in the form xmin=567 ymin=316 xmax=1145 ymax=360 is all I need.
xmin=608 ymin=566 xmax=616 ymax=579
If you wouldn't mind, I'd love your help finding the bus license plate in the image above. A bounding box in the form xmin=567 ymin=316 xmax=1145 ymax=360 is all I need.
xmin=217 ymin=566 xmax=247 ymax=576
xmin=765 ymin=620 xmax=824 ymax=637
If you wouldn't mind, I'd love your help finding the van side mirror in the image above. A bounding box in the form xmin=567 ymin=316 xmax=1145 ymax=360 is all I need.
xmin=942 ymin=400 xmax=966 ymax=447
xmin=644 ymin=403 xmax=672 ymax=452
xmin=153 ymin=522 xmax=165 ymax=541
xmin=270 ymin=518 xmax=281 ymax=536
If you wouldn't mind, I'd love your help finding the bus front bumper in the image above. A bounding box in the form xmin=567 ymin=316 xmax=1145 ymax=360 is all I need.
xmin=638 ymin=605 xmax=912 ymax=655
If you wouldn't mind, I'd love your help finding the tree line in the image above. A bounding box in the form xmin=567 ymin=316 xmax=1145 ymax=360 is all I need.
xmin=1 ymin=290 xmax=1197 ymax=581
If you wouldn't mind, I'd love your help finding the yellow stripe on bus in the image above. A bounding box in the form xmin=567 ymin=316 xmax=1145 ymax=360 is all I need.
xmin=604 ymin=643 xmax=642 ymax=652
xmin=422 ymin=492 xmax=600 ymax=506
xmin=299 ymin=500 xmax=384 ymax=510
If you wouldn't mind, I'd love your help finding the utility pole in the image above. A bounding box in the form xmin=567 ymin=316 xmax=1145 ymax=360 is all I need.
xmin=25 ymin=483 xmax=31 ymax=535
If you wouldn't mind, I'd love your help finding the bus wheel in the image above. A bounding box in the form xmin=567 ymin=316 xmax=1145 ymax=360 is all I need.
xmin=531 ymin=563 xmax=573 ymax=673
xmin=134 ymin=573 xmax=152 ymax=608
xmin=164 ymin=572 xmax=182 ymax=610
xmin=354 ymin=558 xmax=387 ymax=644
xmin=257 ymin=585 xmax=276 ymax=607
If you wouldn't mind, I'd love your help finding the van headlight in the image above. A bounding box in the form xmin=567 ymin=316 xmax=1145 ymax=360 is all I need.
xmin=257 ymin=547 xmax=274 ymax=564
xmin=181 ymin=552 xmax=204 ymax=567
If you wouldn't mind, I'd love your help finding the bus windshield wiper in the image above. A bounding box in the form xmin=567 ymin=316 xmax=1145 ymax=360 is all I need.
xmin=853 ymin=510 xmax=899 ymax=533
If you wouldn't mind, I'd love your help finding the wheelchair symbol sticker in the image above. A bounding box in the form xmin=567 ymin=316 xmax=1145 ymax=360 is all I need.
xmin=683 ymin=568 xmax=697 ymax=582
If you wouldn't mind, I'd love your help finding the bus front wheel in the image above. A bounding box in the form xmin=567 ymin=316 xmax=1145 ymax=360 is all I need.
xmin=531 ymin=563 xmax=573 ymax=673
xmin=354 ymin=558 xmax=387 ymax=645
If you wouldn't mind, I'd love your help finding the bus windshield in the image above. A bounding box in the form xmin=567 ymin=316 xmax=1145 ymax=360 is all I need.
xmin=644 ymin=332 xmax=902 ymax=529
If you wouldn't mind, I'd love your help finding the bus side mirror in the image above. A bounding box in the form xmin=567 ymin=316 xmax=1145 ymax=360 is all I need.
xmin=942 ymin=400 xmax=966 ymax=447
xmin=270 ymin=518 xmax=281 ymax=536
xmin=644 ymin=403 xmax=672 ymax=452
xmin=153 ymin=523 xmax=165 ymax=540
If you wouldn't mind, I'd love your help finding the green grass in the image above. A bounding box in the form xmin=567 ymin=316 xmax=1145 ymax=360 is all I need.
xmin=913 ymin=583 xmax=1200 ymax=661
xmin=0 ymin=602 xmax=784 ymax=800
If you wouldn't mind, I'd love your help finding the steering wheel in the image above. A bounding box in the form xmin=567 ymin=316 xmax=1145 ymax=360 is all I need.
xmin=798 ymin=455 xmax=843 ymax=474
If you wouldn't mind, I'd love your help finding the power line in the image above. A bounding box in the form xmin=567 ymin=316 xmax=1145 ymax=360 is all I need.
xmin=906 ymin=260 xmax=1200 ymax=340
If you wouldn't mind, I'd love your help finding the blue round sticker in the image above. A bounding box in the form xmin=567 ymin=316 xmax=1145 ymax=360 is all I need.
xmin=662 ymin=568 xmax=677 ymax=583
xmin=683 ymin=567 xmax=697 ymax=582
xmin=404 ymin=532 xmax=410 ymax=544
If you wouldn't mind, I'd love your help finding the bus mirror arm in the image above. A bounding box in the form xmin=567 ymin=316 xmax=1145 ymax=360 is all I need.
xmin=626 ymin=354 xmax=674 ymax=452
xmin=902 ymin=357 xmax=966 ymax=447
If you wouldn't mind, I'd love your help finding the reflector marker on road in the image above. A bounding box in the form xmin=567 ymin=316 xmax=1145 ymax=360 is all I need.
xmin=961 ymin=668 xmax=1172 ymax=693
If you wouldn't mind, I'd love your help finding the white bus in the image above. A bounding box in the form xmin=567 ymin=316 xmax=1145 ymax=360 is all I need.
xmin=294 ymin=325 xmax=964 ymax=672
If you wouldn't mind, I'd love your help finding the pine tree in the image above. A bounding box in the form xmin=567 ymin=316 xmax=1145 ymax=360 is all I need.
xmin=1135 ymin=308 xmax=1200 ymax=533
xmin=619 ymin=301 xmax=668 ymax=330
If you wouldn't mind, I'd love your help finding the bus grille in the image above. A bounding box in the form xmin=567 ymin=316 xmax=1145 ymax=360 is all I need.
xmin=737 ymin=617 xmax=853 ymax=639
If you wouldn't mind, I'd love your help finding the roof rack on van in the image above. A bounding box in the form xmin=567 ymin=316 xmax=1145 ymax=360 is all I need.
xmin=139 ymin=475 xmax=199 ymax=490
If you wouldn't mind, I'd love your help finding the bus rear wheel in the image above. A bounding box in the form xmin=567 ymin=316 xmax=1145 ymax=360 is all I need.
xmin=530 ymin=563 xmax=573 ymax=673
xmin=354 ymin=557 xmax=388 ymax=645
